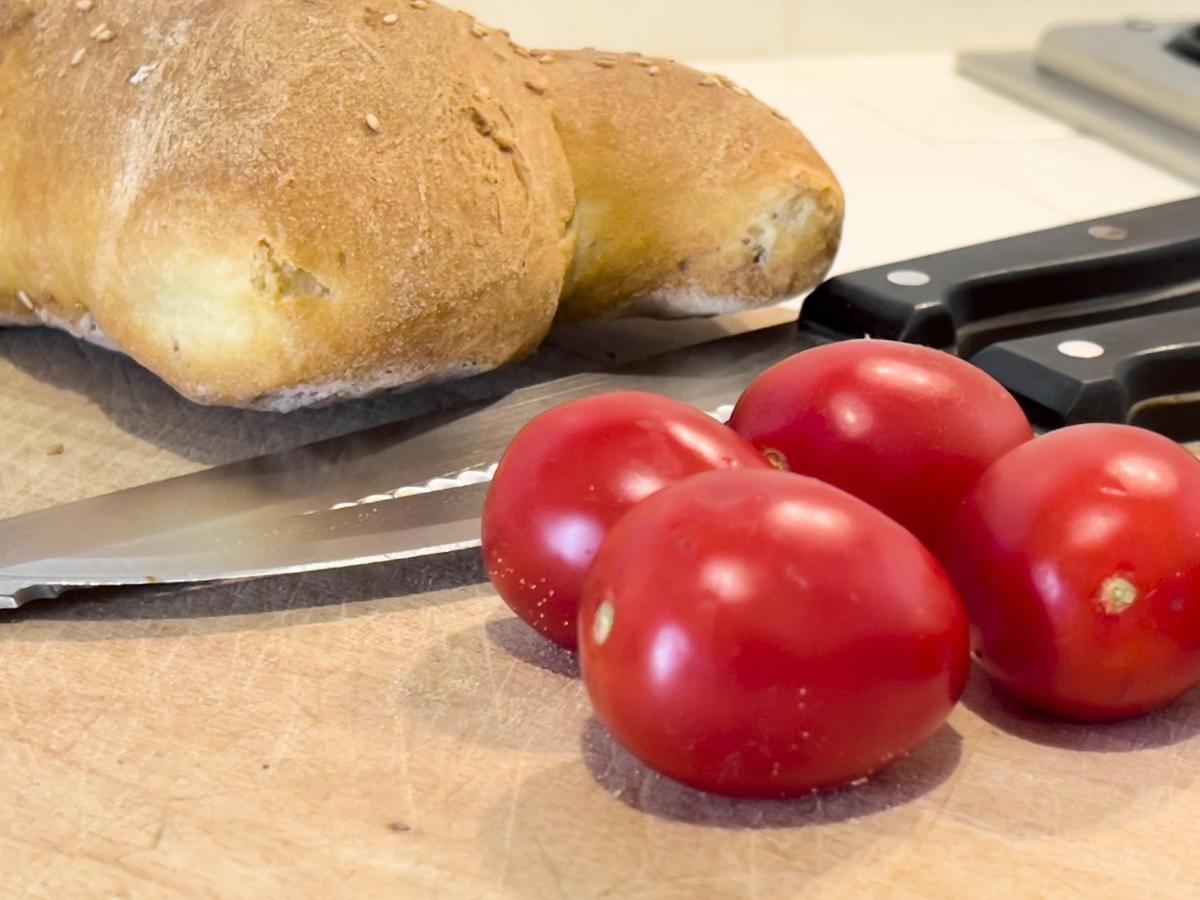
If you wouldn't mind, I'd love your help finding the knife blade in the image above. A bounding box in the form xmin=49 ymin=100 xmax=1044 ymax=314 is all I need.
xmin=0 ymin=319 xmax=810 ymax=571
xmin=0 ymin=483 xmax=490 ymax=608
xmin=0 ymin=321 xmax=823 ymax=606
xmin=4 ymin=197 xmax=1200 ymax=608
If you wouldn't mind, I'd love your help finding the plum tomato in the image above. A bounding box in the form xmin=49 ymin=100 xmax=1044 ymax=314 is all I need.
xmin=482 ymin=391 xmax=769 ymax=650
xmin=578 ymin=469 xmax=969 ymax=797
xmin=729 ymin=340 xmax=1033 ymax=552
xmin=945 ymin=424 xmax=1200 ymax=722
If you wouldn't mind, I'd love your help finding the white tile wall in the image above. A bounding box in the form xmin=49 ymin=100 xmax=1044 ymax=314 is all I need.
xmin=786 ymin=1 xmax=1200 ymax=54
xmin=699 ymin=55 xmax=1193 ymax=277
xmin=943 ymin=139 xmax=1198 ymax=220
xmin=447 ymin=0 xmax=1200 ymax=59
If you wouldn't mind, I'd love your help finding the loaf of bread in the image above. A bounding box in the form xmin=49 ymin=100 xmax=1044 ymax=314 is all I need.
xmin=547 ymin=49 xmax=843 ymax=323
xmin=0 ymin=0 xmax=843 ymax=410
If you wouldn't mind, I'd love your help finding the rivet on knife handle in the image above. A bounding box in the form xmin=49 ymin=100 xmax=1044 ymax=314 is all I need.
xmin=971 ymin=305 xmax=1200 ymax=438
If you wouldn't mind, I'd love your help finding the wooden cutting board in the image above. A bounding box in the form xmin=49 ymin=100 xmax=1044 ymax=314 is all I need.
xmin=1 ymin=326 xmax=1198 ymax=899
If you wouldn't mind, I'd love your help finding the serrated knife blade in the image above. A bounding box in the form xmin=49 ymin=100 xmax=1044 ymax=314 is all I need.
xmin=0 ymin=320 xmax=805 ymax=567
xmin=0 ymin=483 xmax=489 ymax=609
xmin=0 ymin=321 xmax=817 ymax=606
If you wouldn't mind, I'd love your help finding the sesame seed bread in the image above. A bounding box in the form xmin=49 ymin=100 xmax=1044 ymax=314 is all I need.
xmin=0 ymin=0 xmax=576 ymax=409
xmin=0 ymin=0 xmax=843 ymax=411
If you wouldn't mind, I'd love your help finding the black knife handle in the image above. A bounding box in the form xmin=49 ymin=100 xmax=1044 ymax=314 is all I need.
xmin=802 ymin=197 xmax=1200 ymax=356
xmin=972 ymin=305 xmax=1200 ymax=438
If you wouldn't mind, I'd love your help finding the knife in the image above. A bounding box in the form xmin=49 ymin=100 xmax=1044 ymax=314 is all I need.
xmin=0 ymin=322 xmax=816 ymax=606
xmin=2 ymin=196 xmax=1199 ymax=608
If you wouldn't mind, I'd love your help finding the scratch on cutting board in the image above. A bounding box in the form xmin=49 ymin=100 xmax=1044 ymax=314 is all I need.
xmin=909 ymin=737 xmax=980 ymax=845
xmin=491 ymin=648 xmax=523 ymax=700
xmin=17 ymin=849 xmax=63 ymax=899
xmin=747 ymin=831 xmax=761 ymax=899
xmin=22 ymin=781 xmax=167 ymax=896
xmin=387 ymin=687 xmax=420 ymax=828
xmin=234 ymin=629 xmax=283 ymax=693
xmin=14 ymin=631 xmax=67 ymax=673
xmin=152 ymin=635 xmax=190 ymax=678
xmin=1 ymin=671 xmax=32 ymax=729
xmin=267 ymin=642 xmax=310 ymax=764
xmin=529 ymin=836 xmax=572 ymax=897
xmin=40 ymin=707 xmax=108 ymax=761
xmin=478 ymin=625 xmax=510 ymax=728
xmin=268 ymin=700 xmax=303 ymax=764
xmin=495 ymin=737 xmax=533 ymax=888
xmin=148 ymin=818 xmax=168 ymax=851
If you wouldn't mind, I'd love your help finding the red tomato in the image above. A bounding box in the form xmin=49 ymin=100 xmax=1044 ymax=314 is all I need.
xmin=579 ymin=469 xmax=969 ymax=797
xmin=482 ymin=392 xmax=768 ymax=650
xmin=729 ymin=340 xmax=1033 ymax=552
xmin=945 ymin=424 xmax=1200 ymax=721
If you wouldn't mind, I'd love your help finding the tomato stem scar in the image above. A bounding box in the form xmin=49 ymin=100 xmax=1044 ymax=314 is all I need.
xmin=762 ymin=448 xmax=789 ymax=471
xmin=593 ymin=599 xmax=615 ymax=645
xmin=1100 ymin=577 xmax=1138 ymax=615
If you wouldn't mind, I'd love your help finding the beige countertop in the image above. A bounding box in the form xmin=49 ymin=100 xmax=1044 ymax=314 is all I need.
xmin=1 ymin=55 xmax=1198 ymax=898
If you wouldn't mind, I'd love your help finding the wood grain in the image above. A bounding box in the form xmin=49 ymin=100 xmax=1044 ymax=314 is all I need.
xmin=2 ymin=325 xmax=1200 ymax=899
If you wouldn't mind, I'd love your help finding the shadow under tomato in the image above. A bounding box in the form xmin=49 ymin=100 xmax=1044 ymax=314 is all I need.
xmin=484 ymin=615 xmax=581 ymax=679
xmin=961 ymin=667 xmax=1200 ymax=752
xmin=479 ymin=746 xmax=937 ymax=896
xmin=389 ymin=618 xmax=591 ymax=755
xmin=579 ymin=716 xmax=963 ymax=830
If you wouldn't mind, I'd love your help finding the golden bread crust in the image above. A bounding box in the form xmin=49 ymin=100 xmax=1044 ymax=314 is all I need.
xmin=545 ymin=49 xmax=843 ymax=322
xmin=0 ymin=0 xmax=575 ymax=408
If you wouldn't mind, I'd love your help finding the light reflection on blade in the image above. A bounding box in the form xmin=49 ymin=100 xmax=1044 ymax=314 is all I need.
xmin=0 ymin=321 xmax=822 ymax=607
xmin=0 ymin=483 xmax=488 ymax=608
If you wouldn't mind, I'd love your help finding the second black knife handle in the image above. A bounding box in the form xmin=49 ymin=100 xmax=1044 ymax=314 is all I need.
xmin=972 ymin=304 xmax=1200 ymax=437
